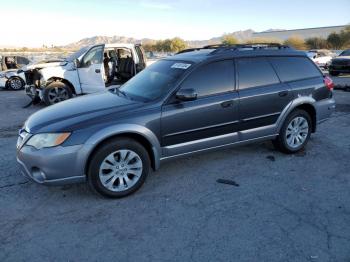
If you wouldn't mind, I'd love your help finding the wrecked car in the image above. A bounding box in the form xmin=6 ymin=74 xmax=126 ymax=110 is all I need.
xmin=0 ymin=55 xmax=30 ymax=90
xmin=23 ymin=43 xmax=147 ymax=105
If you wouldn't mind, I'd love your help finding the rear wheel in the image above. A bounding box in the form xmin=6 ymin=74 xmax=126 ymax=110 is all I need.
xmin=7 ymin=77 xmax=24 ymax=90
xmin=88 ymin=138 xmax=150 ymax=198
xmin=42 ymin=81 xmax=72 ymax=106
xmin=273 ymin=109 xmax=312 ymax=154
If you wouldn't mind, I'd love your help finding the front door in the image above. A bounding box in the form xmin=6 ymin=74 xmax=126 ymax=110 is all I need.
xmin=161 ymin=60 xmax=239 ymax=157
xmin=78 ymin=45 xmax=105 ymax=93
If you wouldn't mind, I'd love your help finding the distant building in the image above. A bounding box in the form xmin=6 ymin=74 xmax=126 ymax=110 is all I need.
xmin=252 ymin=25 xmax=347 ymax=40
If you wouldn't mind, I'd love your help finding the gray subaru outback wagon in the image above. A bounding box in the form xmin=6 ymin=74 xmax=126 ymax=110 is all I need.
xmin=17 ymin=44 xmax=335 ymax=198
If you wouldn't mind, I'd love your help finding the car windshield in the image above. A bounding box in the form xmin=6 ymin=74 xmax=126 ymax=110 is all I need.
xmin=339 ymin=50 xmax=350 ymax=56
xmin=65 ymin=46 xmax=91 ymax=62
xmin=117 ymin=60 xmax=192 ymax=101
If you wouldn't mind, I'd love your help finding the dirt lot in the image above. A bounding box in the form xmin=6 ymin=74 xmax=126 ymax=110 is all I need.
xmin=0 ymin=78 xmax=350 ymax=261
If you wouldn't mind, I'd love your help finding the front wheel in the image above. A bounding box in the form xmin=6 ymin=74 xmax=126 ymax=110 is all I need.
xmin=7 ymin=77 xmax=24 ymax=90
xmin=42 ymin=82 xmax=72 ymax=106
xmin=87 ymin=138 xmax=151 ymax=198
xmin=273 ymin=110 xmax=312 ymax=154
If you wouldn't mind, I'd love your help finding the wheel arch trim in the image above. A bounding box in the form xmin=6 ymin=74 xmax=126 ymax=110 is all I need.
xmin=80 ymin=124 xmax=161 ymax=176
xmin=276 ymin=96 xmax=316 ymax=133
xmin=46 ymin=77 xmax=76 ymax=94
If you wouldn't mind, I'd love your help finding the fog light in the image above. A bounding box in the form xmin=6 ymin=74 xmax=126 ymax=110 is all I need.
xmin=31 ymin=167 xmax=46 ymax=182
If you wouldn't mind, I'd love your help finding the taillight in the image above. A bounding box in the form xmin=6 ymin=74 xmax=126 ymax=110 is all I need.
xmin=324 ymin=76 xmax=334 ymax=91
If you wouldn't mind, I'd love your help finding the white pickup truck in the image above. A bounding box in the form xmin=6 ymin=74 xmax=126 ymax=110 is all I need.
xmin=23 ymin=43 xmax=148 ymax=105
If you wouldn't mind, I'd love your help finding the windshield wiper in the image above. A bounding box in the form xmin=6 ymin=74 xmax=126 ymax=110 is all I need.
xmin=114 ymin=88 xmax=132 ymax=100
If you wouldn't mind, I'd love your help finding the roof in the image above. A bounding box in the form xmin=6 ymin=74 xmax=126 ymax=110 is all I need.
xmin=168 ymin=44 xmax=307 ymax=64
xmin=104 ymin=43 xmax=136 ymax=48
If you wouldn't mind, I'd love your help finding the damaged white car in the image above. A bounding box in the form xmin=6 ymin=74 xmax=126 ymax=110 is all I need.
xmin=0 ymin=56 xmax=30 ymax=90
xmin=23 ymin=43 xmax=147 ymax=105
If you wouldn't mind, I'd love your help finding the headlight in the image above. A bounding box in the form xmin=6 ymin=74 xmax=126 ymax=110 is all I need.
xmin=26 ymin=133 xmax=71 ymax=149
xmin=0 ymin=72 xmax=6 ymax=78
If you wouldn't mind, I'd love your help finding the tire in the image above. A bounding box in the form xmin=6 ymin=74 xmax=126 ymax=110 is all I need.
xmin=42 ymin=81 xmax=72 ymax=106
xmin=329 ymin=71 xmax=340 ymax=76
xmin=87 ymin=138 xmax=151 ymax=198
xmin=273 ymin=109 xmax=312 ymax=154
xmin=7 ymin=77 xmax=24 ymax=90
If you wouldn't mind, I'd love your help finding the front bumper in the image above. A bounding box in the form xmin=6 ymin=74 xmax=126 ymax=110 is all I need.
xmin=0 ymin=77 xmax=8 ymax=88
xmin=17 ymin=144 xmax=86 ymax=185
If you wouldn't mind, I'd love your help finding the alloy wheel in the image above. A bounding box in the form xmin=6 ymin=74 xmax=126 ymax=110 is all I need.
xmin=285 ymin=116 xmax=309 ymax=148
xmin=48 ymin=87 xmax=69 ymax=104
xmin=9 ymin=78 xmax=23 ymax=90
xmin=98 ymin=149 xmax=143 ymax=192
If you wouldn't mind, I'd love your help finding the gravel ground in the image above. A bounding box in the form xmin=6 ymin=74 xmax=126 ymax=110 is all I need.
xmin=0 ymin=78 xmax=349 ymax=262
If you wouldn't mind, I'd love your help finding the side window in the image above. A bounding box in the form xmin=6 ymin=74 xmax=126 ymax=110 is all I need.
xmin=237 ymin=57 xmax=280 ymax=89
xmin=269 ymin=57 xmax=321 ymax=82
xmin=81 ymin=46 xmax=103 ymax=67
xmin=17 ymin=56 xmax=29 ymax=65
xmin=180 ymin=60 xmax=235 ymax=97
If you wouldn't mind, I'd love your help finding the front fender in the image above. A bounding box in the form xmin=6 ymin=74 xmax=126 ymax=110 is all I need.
xmin=77 ymin=124 xmax=161 ymax=174
xmin=40 ymin=66 xmax=81 ymax=94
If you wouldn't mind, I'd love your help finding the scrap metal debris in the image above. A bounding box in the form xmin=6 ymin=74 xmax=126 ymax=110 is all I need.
xmin=266 ymin=155 xmax=276 ymax=161
xmin=216 ymin=179 xmax=240 ymax=187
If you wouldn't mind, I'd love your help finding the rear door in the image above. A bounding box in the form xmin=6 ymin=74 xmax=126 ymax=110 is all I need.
xmin=161 ymin=60 xmax=239 ymax=156
xmin=77 ymin=45 xmax=105 ymax=93
xmin=236 ymin=57 xmax=294 ymax=137
xmin=269 ymin=56 xmax=325 ymax=98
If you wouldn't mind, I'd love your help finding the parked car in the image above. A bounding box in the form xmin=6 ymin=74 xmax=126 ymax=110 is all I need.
xmin=0 ymin=55 xmax=30 ymax=90
xmin=22 ymin=43 xmax=147 ymax=105
xmin=0 ymin=70 xmax=26 ymax=90
xmin=17 ymin=44 xmax=335 ymax=198
xmin=307 ymin=49 xmax=335 ymax=69
xmin=329 ymin=49 xmax=350 ymax=76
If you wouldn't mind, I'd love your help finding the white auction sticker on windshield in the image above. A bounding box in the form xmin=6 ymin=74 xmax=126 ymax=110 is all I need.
xmin=171 ymin=63 xmax=191 ymax=69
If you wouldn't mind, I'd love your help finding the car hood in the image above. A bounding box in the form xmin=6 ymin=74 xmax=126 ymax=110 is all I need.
xmin=23 ymin=59 xmax=67 ymax=71
xmin=25 ymin=90 xmax=143 ymax=133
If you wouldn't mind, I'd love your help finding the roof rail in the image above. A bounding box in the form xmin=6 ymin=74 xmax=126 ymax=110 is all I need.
xmin=176 ymin=43 xmax=291 ymax=55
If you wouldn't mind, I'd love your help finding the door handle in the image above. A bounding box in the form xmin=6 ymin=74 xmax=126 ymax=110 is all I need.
xmin=278 ymin=91 xmax=289 ymax=97
xmin=95 ymin=69 xmax=101 ymax=73
xmin=221 ymin=100 xmax=234 ymax=108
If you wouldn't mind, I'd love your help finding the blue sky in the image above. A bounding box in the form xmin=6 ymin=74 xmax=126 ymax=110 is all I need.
xmin=1 ymin=0 xmax=349 ymax=47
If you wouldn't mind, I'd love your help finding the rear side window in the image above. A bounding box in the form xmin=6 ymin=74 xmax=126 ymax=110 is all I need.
xmin=180 ymin=60 xmax=235 ymax=97
xmin=237 ymin=58 xmax=280 ymax=89
xmin=269 ymin=57 xmax=321 ymax=82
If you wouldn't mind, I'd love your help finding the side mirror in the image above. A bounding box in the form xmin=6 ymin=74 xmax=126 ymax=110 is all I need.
xmin=74 ymin=58 xmax=80 ymax=68
xmin=176 ymin=88 xmax=197 ymax=101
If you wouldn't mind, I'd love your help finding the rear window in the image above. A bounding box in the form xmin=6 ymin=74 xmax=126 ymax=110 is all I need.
xmin=269 ymin=57 xmax=321 ymax=82
xmin=237 ymin=57 xmax=280 ymax=89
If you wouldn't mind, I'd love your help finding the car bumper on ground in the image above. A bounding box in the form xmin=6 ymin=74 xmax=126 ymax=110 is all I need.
xmin=16 ymin=144 xmax=86 ymax=185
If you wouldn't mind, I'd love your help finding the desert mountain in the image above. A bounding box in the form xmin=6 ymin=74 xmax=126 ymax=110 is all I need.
xmin=63 ymin=29 xmax=256 ymax=49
